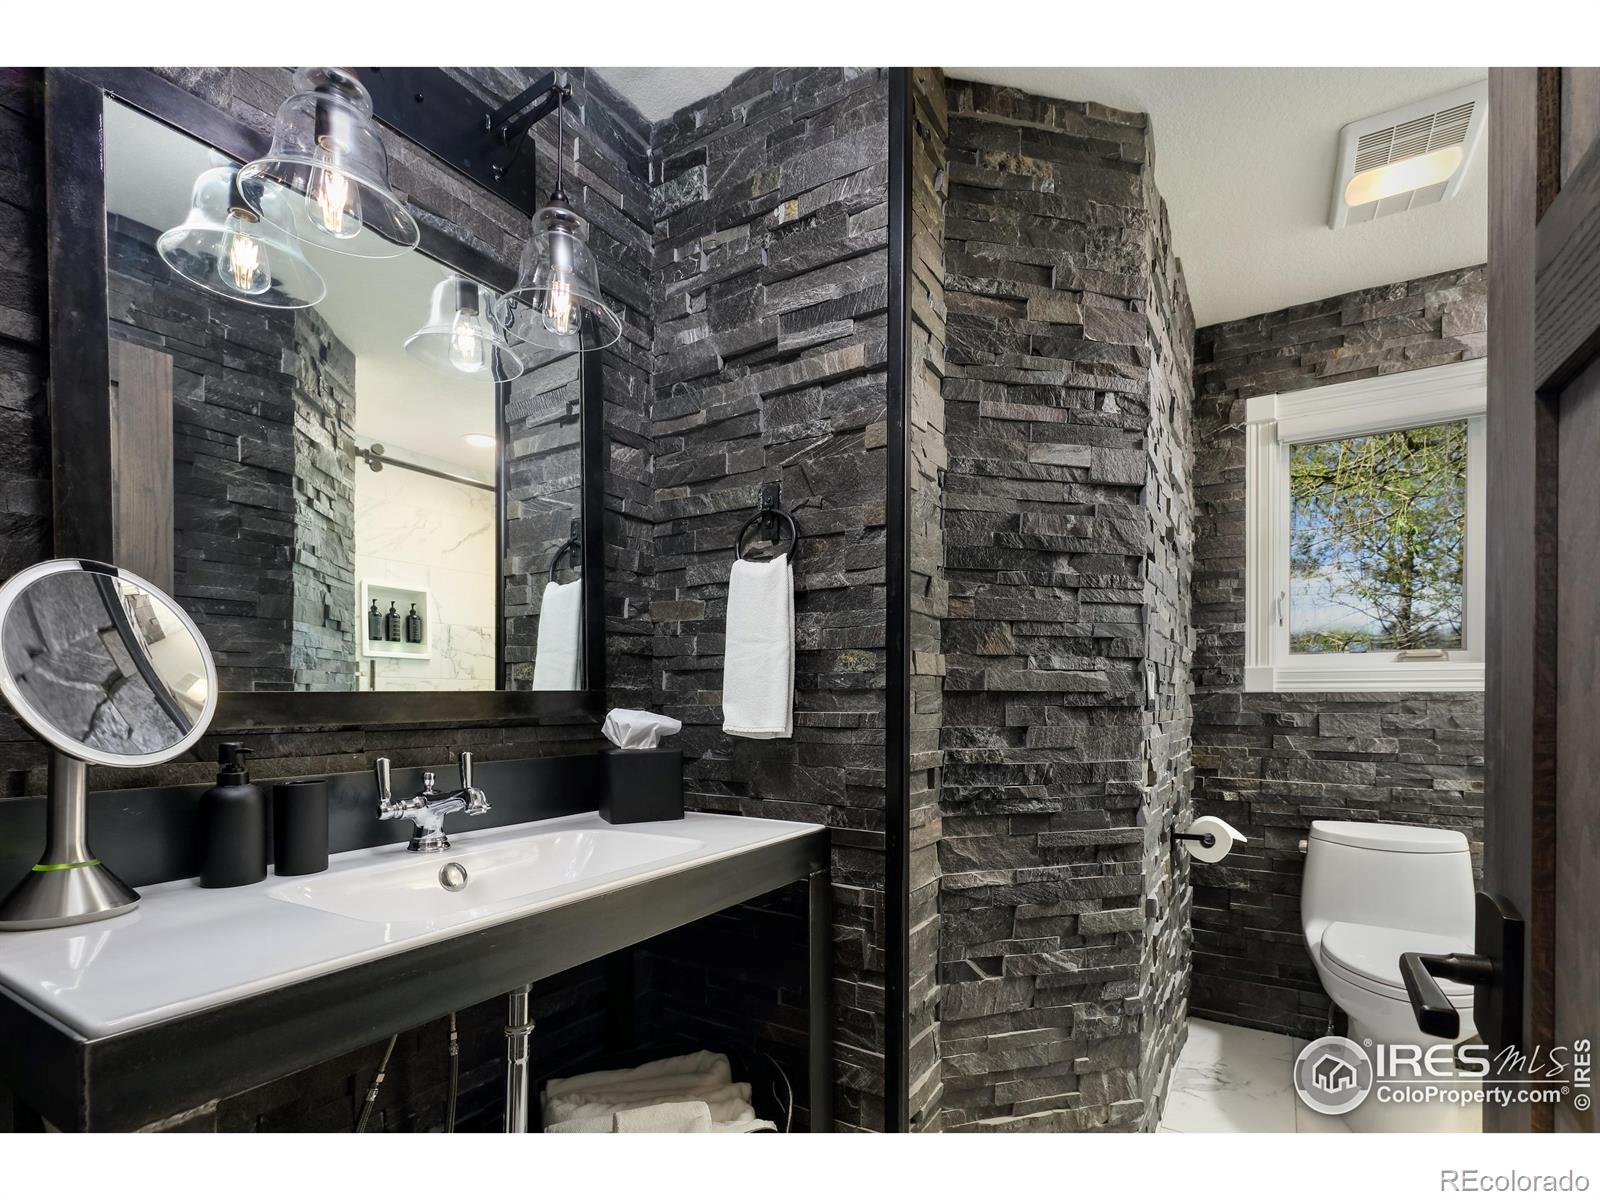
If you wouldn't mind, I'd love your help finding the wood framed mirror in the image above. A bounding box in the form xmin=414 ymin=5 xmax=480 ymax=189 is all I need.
xmin=40 ymin=67 xmax=605 ymax=728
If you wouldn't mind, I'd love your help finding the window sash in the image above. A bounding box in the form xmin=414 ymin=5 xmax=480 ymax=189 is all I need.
xmin=1244 ymin=360 xmax=1486 ymax=694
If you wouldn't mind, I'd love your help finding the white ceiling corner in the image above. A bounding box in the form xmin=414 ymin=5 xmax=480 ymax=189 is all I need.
xmin=593 ymin=67 xmax=749 ymax=122
xmin=946 ymin=67 xmax=1489 ymax=326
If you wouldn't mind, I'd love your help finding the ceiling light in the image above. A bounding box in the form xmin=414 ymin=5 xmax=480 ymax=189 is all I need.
xmin=499 ymin=89 xmax=621 ymax=354
xmin=157 ymin=165 xmax=325 ymax=308
xmin=463 ymin=434 xmax=497 ymax=449
xmin=1343 ymin=146 xmax=1463 ymax=208
xmin=404 ymin=276 xmax=525 ymax=381
xmin=1328 ymin=81 xmax=1486 ymax=229
xmin=237 ymin=67 xmax=420 ymax=259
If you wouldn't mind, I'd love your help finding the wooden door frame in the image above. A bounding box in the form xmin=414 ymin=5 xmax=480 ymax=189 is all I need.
xmin=1486 ymin=66 xmax=1600 ymax=1134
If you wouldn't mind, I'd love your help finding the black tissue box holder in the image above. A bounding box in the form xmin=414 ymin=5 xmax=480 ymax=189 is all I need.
xmin=600 ymin=748 xmax=684 ymax=824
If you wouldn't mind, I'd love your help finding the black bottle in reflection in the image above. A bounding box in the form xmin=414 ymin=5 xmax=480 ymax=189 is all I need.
xmin=384 ymin=602 xmax=401 ymax=641
xmin=367 ymin=599 xmax=383 ymax=641
xmin=405 ymin=603 xmax=423 ymax=644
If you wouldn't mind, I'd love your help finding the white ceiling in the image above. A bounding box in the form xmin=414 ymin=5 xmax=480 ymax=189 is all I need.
xmin=595 ymin=67 xmax=748 ymax=122
xmin=103 ymin=99 xmax=495 ymax=479
xmin=946 ymin=67 xmax=1489 ymax=326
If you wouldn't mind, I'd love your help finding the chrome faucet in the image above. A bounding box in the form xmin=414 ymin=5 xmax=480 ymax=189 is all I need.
xmin=374 ymin=753 xmax=490 ymax=853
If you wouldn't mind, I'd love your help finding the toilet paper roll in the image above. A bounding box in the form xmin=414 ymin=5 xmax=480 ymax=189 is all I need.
xmin=1182 ymin=816 xmax=1248 ymax=863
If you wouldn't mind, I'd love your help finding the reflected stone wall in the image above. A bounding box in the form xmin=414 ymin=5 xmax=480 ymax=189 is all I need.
xmin=107 ymin=213 xmax=357 ymax=692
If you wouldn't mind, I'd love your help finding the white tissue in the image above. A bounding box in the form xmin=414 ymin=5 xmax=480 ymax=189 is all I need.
xmin=1181 ymin=815 xmax=1249 ymax=863
xmin=602 ymin=708 xmax=683 ymax=751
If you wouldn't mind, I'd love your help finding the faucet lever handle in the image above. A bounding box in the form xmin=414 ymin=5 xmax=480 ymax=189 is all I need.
xmin=374 ymin=757 xmax=393 ymax=803
xmin=458 ymin=751 xmax=474 ymax=790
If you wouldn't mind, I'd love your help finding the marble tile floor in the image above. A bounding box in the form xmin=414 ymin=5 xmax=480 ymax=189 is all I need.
xmin=1157 ymin=1018 xmax=1350 ymax=1133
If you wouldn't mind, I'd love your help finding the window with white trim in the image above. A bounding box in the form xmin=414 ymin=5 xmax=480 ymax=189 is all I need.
xmin=1245 ymin=359 xmax=1486 ymax=693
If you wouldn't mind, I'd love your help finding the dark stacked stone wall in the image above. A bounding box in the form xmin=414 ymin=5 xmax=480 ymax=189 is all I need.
xmin=287 ymin=309 xmax=358 ymax=691
xmin=501 ymin=352 xmax=583 ymax=690
xmin=106 ymin=214 xmax=358 ymax=693
xmin=933 ymin=79 xmax=1193 ymax=1132
xmin=0 ymin=73 xmax=49 ymax=586
xmin=646 ymin=67 xmax=891 ymax=1131
xmin=1189 ymin=265 xmax=1488 ymax=1038
xmin=1135 ymin=152 xmax=1195 ymax=1122
xmin=906 ymin=67 xmax=950 ymax=1130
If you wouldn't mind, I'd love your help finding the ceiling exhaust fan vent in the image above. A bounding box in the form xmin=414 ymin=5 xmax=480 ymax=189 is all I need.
xmin=1330 ymin=83 xmax=1487 ymax=229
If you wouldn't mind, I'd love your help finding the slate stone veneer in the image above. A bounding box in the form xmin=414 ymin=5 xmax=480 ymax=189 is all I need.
xmin=932 ymin=77 xmax=1195 ymax=1132
xmin=107 ymin=215 xmax=359 ymax=693
xmin=1189 ymin=265 xmax=1488 ymax=1039
xmin=646 ymin=67 xmax=892 ymax=1131
xmin=907 ymin=66 xmax=951 ymax=1128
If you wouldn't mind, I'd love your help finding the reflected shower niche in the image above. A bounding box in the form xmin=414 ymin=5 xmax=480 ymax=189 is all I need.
xmin=100 ymin=97 xmax=588 ymax=695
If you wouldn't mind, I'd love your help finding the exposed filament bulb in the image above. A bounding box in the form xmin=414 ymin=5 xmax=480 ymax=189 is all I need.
xmin=542 ymin=276 xmax=575 ymax=337
xmin=448 ymin=311 xmax=488 ymax=373
xmin=217 ymin=209 xmax=270 ymax=295
xmin=309 ymin=159 xmax=361 ymax=240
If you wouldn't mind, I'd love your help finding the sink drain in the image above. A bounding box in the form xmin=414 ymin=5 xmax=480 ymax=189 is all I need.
xmin=438 ymin=862 xmax=469 ymax=892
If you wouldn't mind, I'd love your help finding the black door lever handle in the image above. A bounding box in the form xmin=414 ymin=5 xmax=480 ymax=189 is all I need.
xmin=1399 ymin=951 xmax=1495 ymax=1039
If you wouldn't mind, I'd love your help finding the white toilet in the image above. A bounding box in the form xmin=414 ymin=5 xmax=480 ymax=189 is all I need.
xmin=1301 ymin=819 xmax=1481 ymax=1132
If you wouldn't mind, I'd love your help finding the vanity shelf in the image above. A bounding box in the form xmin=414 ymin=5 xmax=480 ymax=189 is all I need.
xmin=0 ymin=813 xmax=832 ymax=1133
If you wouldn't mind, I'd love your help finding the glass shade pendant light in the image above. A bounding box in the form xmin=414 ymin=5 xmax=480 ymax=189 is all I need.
xmin=404 ymin=275 xmax=526 ymax=382
xmin=237 ymin=67 xmax=420 ymax=259
xmin=499 ymin=91 xmax=621 ymax=354
xmin=156 ymin=164 xmax=326 ymax=308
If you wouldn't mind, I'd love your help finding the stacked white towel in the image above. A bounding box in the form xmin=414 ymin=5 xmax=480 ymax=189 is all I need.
xmin=542 ymin=1050 xmax=777 ymax=1134
xmin=532 ymin=579 xmax=582 ymax=690
xmin=721 ymin=553 xmax=794 ymax=739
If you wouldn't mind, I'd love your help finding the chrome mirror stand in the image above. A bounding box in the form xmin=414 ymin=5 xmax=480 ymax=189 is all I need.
xmin=0 ymin=750 xmax=140 ymax=930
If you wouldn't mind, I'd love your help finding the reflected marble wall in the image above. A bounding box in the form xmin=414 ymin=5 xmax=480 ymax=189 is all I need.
xmin=354 ymin=462 xmax=495 ymax=691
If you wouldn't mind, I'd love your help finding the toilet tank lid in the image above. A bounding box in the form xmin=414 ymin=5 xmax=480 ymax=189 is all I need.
xmin=1308 ymin=820 xmax=1469 ymax=854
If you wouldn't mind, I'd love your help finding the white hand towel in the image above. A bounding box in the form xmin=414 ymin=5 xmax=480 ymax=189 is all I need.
xmin=722 ymin=553 xmax=794 ymax=738
xmin=612 ymin=1100 xmax=714 ymax=1133
xmin=546 ymin=1082 xmax=755 ymax=1125
xmin=532 ymin=578 xmax=582 ymax=690
xmin=602 ymin=708 xmax=683 ymax=750
xmin=543 ymin=1051 xmax=729 ymax=1101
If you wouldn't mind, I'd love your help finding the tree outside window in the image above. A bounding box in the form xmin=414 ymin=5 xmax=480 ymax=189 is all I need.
xmin=1288 ymin=421 xmax=1467 ymax=655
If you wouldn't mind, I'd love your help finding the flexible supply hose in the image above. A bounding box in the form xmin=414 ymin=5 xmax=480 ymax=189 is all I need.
xmin=446 ymin=1012 xmax=460 ymax=1133
xmin=356 ymin=1034 xmax=400 ymax=1132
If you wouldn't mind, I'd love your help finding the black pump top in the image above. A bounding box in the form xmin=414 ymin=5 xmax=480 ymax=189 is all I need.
xmin=217 ymin=742 xmax=254 ymax=785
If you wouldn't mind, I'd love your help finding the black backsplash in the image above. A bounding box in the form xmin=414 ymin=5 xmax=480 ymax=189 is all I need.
xmin=0 ymin=751 xmax=600 ymax=889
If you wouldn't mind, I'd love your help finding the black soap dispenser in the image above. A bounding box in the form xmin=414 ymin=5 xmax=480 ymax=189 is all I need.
xmin=198 ymin=743 xmax=267 ymax=888
xmin=367 ymin=599 xmax=383 ymax=641
xmin=405 ymin=603 xmax=423 ymax=643
xmin=384 ymin=602 xmax=401 ymax=641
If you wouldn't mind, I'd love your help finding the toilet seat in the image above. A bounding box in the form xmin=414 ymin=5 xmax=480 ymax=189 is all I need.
xmin=1319 ymin=922 xmax=1475 ymax=1002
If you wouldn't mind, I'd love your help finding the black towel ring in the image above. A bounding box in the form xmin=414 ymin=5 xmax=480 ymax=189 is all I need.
xmin=548 ymin=518 xmax=581 ymax=582
xmin=734 ymin=481 xmax=801 ymax=563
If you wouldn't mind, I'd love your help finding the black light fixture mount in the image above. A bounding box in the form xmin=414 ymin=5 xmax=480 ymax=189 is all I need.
xmin=362 ymin=68 xmax=585 ymax=217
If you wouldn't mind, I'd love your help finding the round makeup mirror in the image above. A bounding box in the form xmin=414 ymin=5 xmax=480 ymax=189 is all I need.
xmin=0 ymin=559 xmax=218 ymax=929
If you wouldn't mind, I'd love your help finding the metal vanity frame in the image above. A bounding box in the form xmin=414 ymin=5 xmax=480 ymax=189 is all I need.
xmin=0 ymin=826 xmax=833 ymax=1132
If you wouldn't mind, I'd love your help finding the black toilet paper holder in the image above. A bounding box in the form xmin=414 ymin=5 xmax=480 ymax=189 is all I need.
xmin=1169 ymin=825 xmax=1216 ymax=854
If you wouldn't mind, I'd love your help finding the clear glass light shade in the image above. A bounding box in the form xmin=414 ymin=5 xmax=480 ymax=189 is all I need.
xmin=498 ymin=201 xmax=621 ymax=353
xmin=156 ymin=166 xmax=326 ymax=308
xmin=237 ymin=67 xmax=420 ymax=259
xmin=404 ymin=276 xmax=526 ymax=382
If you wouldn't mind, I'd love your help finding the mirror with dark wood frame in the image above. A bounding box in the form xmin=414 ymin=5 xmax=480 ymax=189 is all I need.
xmin=42 ymin=68 xmax=605 ymax=727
